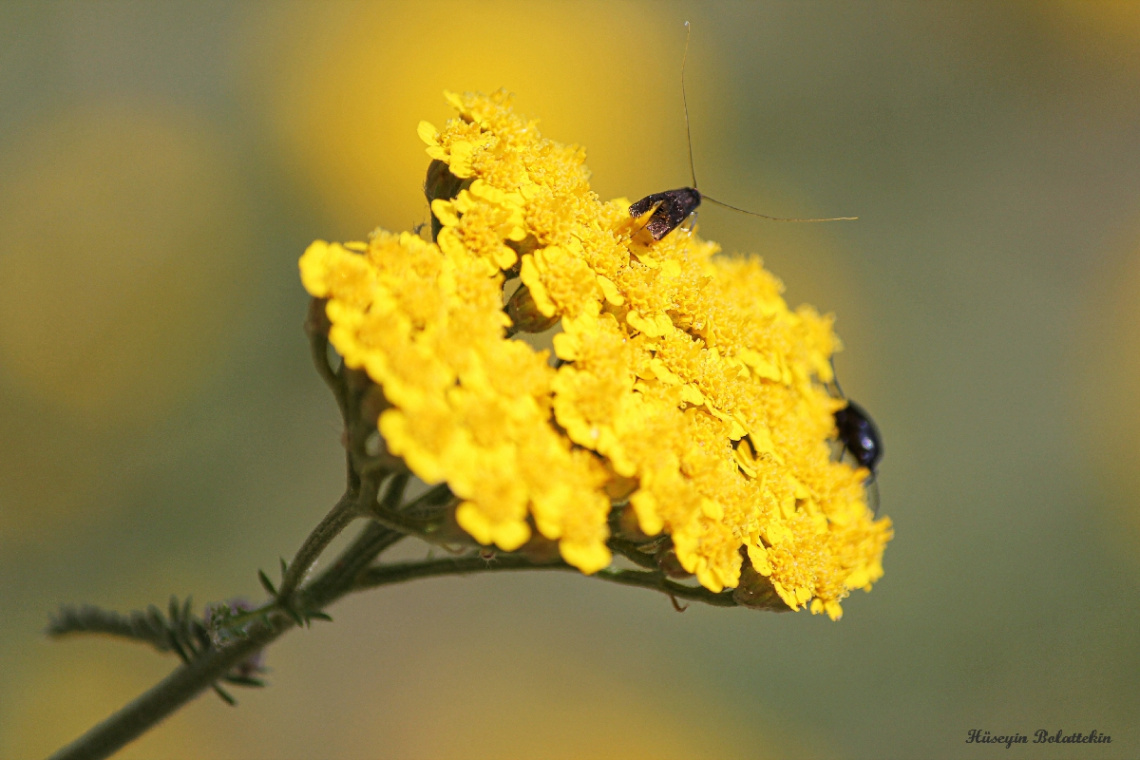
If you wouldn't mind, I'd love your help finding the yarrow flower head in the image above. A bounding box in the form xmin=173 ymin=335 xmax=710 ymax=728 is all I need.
xmin=299 ymin=89 xmax=892 ymax=619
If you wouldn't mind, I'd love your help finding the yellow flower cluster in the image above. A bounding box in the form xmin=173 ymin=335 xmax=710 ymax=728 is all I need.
xmin=299 ymin=89 xmax=892 ymax=619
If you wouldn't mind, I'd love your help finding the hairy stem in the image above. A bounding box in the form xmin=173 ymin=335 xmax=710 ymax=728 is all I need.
xmin=47 ymin=531 xmax=747 ymax=760
xmin=275 ymin=490 xmax=362 ymax=602
xmin=302 ymin=475 xmax=411 ymax=598
xmin=47 ymin=615 xmax=288 ymax=760
xmin=46 ymin=465 xmax=749 ymax=760
xmin=594 ymin=568 xmax=739 ymax=607
xmin=44 ymin=537 xmax=574 ymax=760
xmin=305 ymin=298 xmax=348 ymax=423
xmin=47 ymin=604 xmax=176 ymax=653
xmin=354 ymin=553 xmax=572 ymax=589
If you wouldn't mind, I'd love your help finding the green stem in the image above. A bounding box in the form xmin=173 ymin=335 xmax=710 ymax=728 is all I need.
xmin=367 ymin=502 xmax=438 ymax=541
xmin=47 ymin=479 xmax=450 ymax=760
xmin=305 ymin=298 xmax=361 ymax=489
xmin=305 ymin=298 xmax=349 ymax=423
xmin=594 ymin=568 xmax=739 ymax=608
xmin=354 ymin=553 xmax=572 ymax=589
xmin=46 ymin=468 xmax=749 ymax=760
xmin=46 ymin=537 xmax=748 ymax=760
xmin=302 ymin=475 xmax=411 ymax=598
xmin=275 ymin=489 xmax=362 ymax=602
xmin=606 ymin=537 xmax=661 ymax=570
xmin=44 ymin=540 xmax=568 ymax=760
xmin=47 ymin=614 xmax=290 ymax=760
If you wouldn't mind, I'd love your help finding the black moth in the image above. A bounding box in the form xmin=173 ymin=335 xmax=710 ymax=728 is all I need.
xmin=629 ymin=188 xmax=703 ymax=241
xmin=630 ymin=22 xmax=856 ymax=241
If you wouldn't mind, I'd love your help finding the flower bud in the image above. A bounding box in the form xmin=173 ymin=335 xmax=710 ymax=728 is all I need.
xmin=655 ymin=545 xmax=693 ymax=579
xmin=506 ymin=284 xmax=559 ymax=333
xmin=425 ymin=159 xmax=466 ymax=241
xmin=424 ymin=159 xmax=465 ymax=205
xmin=732 ymin=561 xmax=792 ymax=612
xmin=611 ymin=502 xmax=654 ymax=543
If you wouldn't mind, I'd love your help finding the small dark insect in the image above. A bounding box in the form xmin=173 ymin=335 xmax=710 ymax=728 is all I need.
xmin=834 ymin=398 xmax=883 ymax=516
xmin=828 ymin=360 xmax=883 ymax=514
xmin=630 ymin=188 xmax=703 ymax=241
xmin=834 ymin=399 xmax=883 ymax=478
xmin=630 ymin=22 xmax=856 ymax=241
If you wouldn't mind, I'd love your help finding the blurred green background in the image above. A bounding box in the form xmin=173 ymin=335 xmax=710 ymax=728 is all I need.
xmin=2 ymin=2 xmax=1139 ymax=758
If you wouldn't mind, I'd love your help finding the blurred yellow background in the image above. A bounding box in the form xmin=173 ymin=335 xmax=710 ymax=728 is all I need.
xmin=2 ymin=2 xmax=1139 ymax=758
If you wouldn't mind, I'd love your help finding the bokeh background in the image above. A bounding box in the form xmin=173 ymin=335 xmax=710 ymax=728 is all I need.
xmin=2 ymin=2 xmax=1139 ymax=758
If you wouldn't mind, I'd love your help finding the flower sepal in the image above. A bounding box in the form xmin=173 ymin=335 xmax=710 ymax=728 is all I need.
xmin=731 ymin=556 xmax=794 ymax=613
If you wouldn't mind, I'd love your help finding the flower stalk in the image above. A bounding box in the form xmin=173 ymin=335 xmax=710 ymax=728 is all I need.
xmin=273 ymin=488 xmax=361 ymax=603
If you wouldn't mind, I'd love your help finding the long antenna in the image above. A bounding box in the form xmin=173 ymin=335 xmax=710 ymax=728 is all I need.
xmin=829 ymin=356 xmax=846 ymax=397
xmin=702 ymin=195 xmax=858 ymax=222
xmin=680 ymin=21 xmax=857 ymax=224
xmin=682 ymin=21 xmax=698 ymax=189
